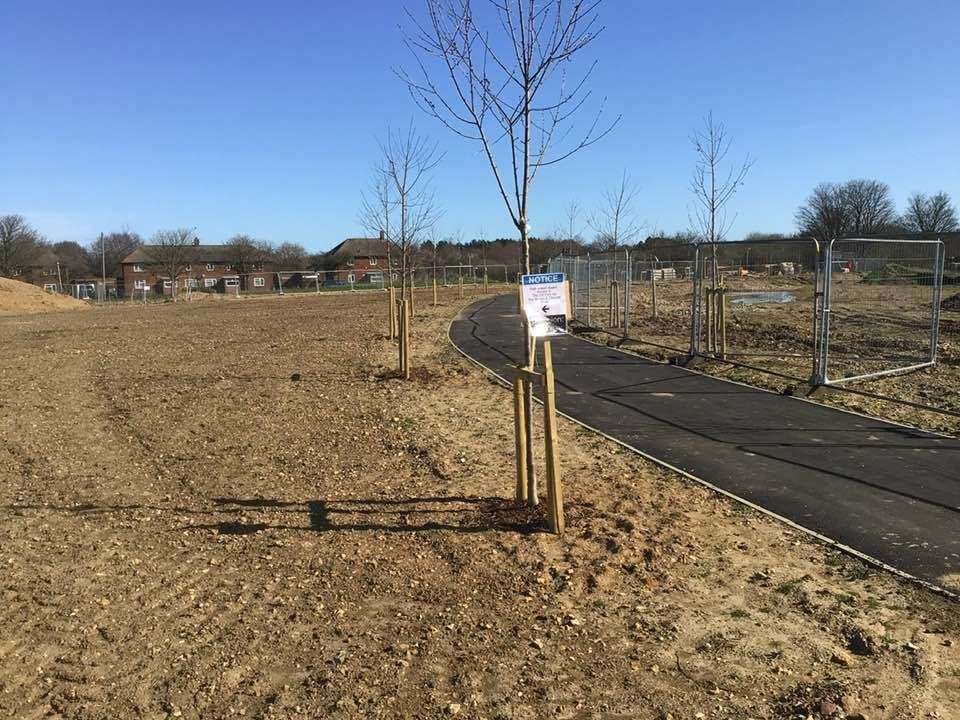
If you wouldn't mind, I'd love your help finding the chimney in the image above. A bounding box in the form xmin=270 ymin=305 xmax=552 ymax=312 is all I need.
xmin=193 ymin=236 xmax=200 ymax=246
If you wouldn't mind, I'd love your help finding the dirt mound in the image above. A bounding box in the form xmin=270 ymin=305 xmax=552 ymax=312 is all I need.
xmin=0 ymin=277 xmax=90 ymax=316
xmin=941 ymin=292 xmax=960 ymax=311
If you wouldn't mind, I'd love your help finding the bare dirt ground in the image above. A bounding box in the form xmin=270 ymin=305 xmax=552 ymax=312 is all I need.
xmin=1 ymin=287 xmax=957 ymax=720
xmin=0 ymin=278 xmax=90 ymax=316
xmin=584 ymin=276 xmax=960 ymax=436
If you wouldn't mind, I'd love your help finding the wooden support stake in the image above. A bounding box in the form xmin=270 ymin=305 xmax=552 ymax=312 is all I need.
xmin=433 ymin=277 xmax=438 ymax=306
xmin=608 ymin=281 xmax=615 ymax=326
xmin=614 ymin=281 xmax=621 ymax=327
xmin=566 ymin=280 xmax=574 ymax=320
xmin=484 ymin=271 xmax=489 ymax=293
xmin=720 ymin=285 xmax=727 ymax=359
xmin=542 ymin=340 xmax=564 ymax=534
xmin=651 ymin=266 xmax=658 ymax=319
xmin=459 ymin=277 xmax=464 ymax=299
xmin=402 ymin=299 xmax=411 ymax=380
xmin=407 ymin=282 xmax=415 ymax=319
xmin=513 ymin=378 xmax=529 ymax=502
xmin=388 ymin=287 xmax=396 ymax=339
xmin=705 ymin=288 xmax=713 ymax=353
xmin=397 ymin=299 xmax=405 ymax=371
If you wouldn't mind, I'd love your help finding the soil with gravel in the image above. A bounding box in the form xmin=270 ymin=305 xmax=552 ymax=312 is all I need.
xmin=1 ymin=287 xmax=957 ymax=720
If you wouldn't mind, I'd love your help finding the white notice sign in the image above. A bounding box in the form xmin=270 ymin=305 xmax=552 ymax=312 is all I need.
xmin=521 ymin=273 xmax=569 ymax=337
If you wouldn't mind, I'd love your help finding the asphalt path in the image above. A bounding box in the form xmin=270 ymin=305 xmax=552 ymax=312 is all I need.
xmin=450 ymin=294 xmax=960 ymax=594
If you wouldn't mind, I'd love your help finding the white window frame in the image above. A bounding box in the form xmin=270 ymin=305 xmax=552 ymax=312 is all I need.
xmin=224 ymin=278 xmax=240 ymax=288
xmin=134 ymin=279 xmax=147 ymax=290
xmin=347 ymin=272 xmax=356 ymax=283
xmin=162 ymin=280 xmax=172 ymax=289
xmin=133 ymin=264 xmax=143 ymax=272
xmin=43 ymin=283 xmax=58 ymax=292
xmin=203 ymin=278 xmax=217 ymax=288
xmin=253 ymin=276 xmax=265 ymax=288
xmin=205 ymin=263 xmax=214 ymax=271
xmin=185 ymin=264 xmax=191 ymax=271
xmin=369 ymin=257 xmax=378 ymax=266
xmin=184 ymin=278 xmax=197 ymax=289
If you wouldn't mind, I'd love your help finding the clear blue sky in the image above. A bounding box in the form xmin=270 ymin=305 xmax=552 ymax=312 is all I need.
xmin=2 ymin=0 xmax=958 ymax=251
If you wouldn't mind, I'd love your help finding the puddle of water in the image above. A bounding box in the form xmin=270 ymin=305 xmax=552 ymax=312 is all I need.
xmin=730 ymin=291 xmax=797 ymax=306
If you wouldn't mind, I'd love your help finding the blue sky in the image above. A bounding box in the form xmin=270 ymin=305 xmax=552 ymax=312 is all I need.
xmin=2 ymin=1 xmax=958 ymax=251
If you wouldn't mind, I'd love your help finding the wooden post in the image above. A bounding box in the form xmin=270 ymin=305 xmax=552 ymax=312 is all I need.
xmin=542 ymin=341 xmax=564 ymax=534
xmin=720 ymin=285 xmax=728 ymax=359
xmin=402 ymin=299 xmax=411 ymax=380
xmin=651 ymin=265 xmax=658 ymax=319
xmin=433 ymin=276 xmax=438 ymax=306
xmin=567 ymin=280 xmax=574 ymax=321
xmin=397 ymin=299 xmax=405 ymax=371
xmin=705 ymin=287 xmax=713 ymax=353
xmin=517 ymin=281 xmax=523 ymax=311
xmin=613 ymin=281 xmax=621 ymax=328
xmin=484 ymin=271 xmax=489 ymax=293
xmin=513 ymin=378 xmax=529 ymax=503
xmin=608 ymin=282 xmax=614 ymax=326
xmin=459 ymin=276 xmax=464 ymax=299
xmin=407 ymin=282 xmax=415 ymax=318
xmin=388 ymin=286 xmax=396 ymax=340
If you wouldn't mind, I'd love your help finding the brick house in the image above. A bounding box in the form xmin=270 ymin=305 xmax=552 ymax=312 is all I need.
xmin=120 ymin=242 xmax=276 ymax=297
xmin=325 ymin=237 xmax=398 ymax=285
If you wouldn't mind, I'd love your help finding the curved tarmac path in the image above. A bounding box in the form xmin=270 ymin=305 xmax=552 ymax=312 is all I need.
xmin=450 ymin=294 xmax=960 ymax=596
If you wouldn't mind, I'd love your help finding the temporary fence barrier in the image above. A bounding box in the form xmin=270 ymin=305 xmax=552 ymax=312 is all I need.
xmin=549 ymin=236 xmax=949 ymax=399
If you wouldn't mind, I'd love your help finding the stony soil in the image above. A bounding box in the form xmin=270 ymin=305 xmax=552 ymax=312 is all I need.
xmin=0 ymin=287 xmax=957 ymax=720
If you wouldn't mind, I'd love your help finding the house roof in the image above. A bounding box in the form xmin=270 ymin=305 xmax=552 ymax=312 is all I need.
xmin=121 ymin=244 xmax=234 ymax=264
xmin=326 ymin=237 xmax=398 ymax=259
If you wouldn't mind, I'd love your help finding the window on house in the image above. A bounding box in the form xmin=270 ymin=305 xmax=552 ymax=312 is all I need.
xmin=185 ymin=264 xmax=191 ymax=271
xmin=205 ymin=263 xmax=214 ymax=271
xmin=134 ymin=279 xmax=147 ymax=290
xmin=204 ymin=278 xmax=216 ymax=288
xmin=162 ymin=280 xmax=172 ymax=288
xmin=224 ymin=278 xmax=240 ymax=287
xmin=253 ymin=277 xmax=265 ymax=288
xmin=43 ymin=283 xmax=58 ymax=292
xmin=133 ymin=264 xmax=143 ymax=272
xmin=347 ymin=273 xmax=356 ymax=283
xmin=369 ymin=257 xmax=378 ymax=266
xmin=224 ymin=264 xmax=232 ymax=271
xmin=184 ymin=278 xmax=197 ymax=289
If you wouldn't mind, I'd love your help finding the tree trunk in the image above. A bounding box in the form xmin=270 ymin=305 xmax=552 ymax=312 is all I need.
xmin=519 ymin=221 xmax=537 ymax=506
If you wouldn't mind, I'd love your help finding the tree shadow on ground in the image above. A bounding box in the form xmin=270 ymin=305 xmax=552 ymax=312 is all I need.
xmin=203 ymin=495 xmax=547 ymax=535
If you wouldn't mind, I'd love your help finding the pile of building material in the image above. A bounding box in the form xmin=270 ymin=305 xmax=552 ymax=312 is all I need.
xmin=0 ymin=277 xmax=90 ymax=316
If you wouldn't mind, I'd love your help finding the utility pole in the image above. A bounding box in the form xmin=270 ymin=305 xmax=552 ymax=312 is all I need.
xmin=100 ymin=232 xmax=106 ymax=303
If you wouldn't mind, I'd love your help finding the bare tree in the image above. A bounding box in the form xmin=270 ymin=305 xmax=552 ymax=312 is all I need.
xmin=843 ymin=179 xmax=897 ymax=235
xmin=564 ymin=200 xmax=583 ymax=255
xmin=401 ymin=0 xmax=616 ymax=505
xmin=796 ymin=179 xmax=899 ymax=243
xmin=359 ymin=159 xmax=398 ymax=286
xmin=226 ymin=235 xmax=275 ymax=289
xmin=690 ymin=112 xmax=753 ymax=285
xmin=361 ymin=122 xmax=441 ymax=295
xmin=589 ymin=170 xmax=642 ymax=251
xmin=274 ymin=242 xmax=309 ymax=269
xmin=0 ymin=214 xmax=42 ymax=277
xmin=92 ymin=229 xmax=142 ymax=277
xmin=902 ymin=191 xmax=958 ymax=233
xmin=151 ymin=228 xmax=197 ymax=301
xmin=796 ymin=183 xmax=850 ymax=245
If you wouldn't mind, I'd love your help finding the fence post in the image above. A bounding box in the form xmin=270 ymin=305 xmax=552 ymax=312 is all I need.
xmin=931 ymin=240 xmax=945 ymax=363
xmin=586 ymin=253 xmax=592 ymax=326
xmin=542 ymin=340 xmax=564 ymax=534
xmin=624 ymin=250 xmax=631 ymax=333
xmin=433 ymin=275 xmax=438 ymax=306
xmin=651 ymin=258 xmax=658 ymax=319
xmin=459 ymin=276 xmax=464 ymax=299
